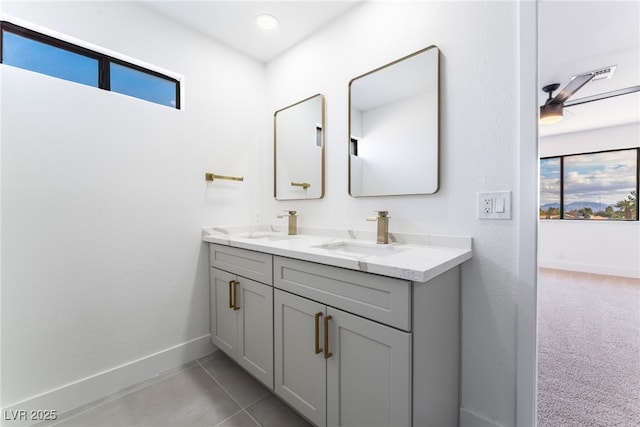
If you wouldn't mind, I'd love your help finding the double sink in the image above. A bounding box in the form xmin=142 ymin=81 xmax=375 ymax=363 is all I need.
xmin=202 ymin=226 xmax=472 ymax=282
xmin=234 ymin=231 xmax=404 ymax=257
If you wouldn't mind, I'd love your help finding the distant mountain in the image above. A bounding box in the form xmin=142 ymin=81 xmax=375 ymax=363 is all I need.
xmin=541 ymin=201 xmax=614 ymax=211
xmin=566 ymin=201 xmax=615 ymax=211
xmin=540 ymin=203 xmax=560 ymax=210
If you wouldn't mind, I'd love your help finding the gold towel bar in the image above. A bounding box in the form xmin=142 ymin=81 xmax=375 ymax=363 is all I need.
xmin=291 ymin=181 xmax=310 ymax=189
xmin=205 ymin=173 xmax=244 ymax=182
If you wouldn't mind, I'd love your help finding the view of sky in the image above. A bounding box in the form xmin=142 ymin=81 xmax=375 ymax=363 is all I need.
xmin=110 ymin=62 xmax=177 ymax=108
xmin=2 ymin=31 xmax=98 ymax=87
xmin=2 ymin=29 xmax=176 ymax=108
xmin=540 ymin=149 xmax=637 ymax=209
xmin=540 ymin=157 xmax=560 ymax=207
xmin=564 ymin=150 xmax=637 ymax=206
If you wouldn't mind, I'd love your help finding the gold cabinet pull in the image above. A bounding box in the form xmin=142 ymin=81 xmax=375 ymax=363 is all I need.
xmin=323 ymin=315 xmax=333 ymax=359
xmin=314 ymin=312 xmax=323 ymax=354
xmin=228 ymin=280 xmax=234 ymax=309
xmin=232 ymin=280 xmax=240 ymax=311
xmin=228 ymin=280 xmax=240 ymax=310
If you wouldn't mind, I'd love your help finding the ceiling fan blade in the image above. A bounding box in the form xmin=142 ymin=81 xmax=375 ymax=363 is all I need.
xmin=551 ymin=73 xmax=595 ymax=104
xmin=565 ymin=85 xmax=640 ymax=107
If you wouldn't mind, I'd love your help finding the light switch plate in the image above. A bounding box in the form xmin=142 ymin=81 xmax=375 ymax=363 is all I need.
xmin=478 ymin=191 xmax=512 ymax=219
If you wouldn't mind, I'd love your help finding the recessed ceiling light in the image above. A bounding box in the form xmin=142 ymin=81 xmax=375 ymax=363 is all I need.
xmin=256 ymin=14 xmax=279 ymax=30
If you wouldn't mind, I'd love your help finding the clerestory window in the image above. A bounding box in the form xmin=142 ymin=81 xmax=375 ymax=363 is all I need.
xmin=1 ymin=21 xmax=180 ymax=109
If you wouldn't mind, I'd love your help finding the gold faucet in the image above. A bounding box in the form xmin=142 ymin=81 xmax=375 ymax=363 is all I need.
xmin=366 ymin=211 xmax=390 ymax=244
xmin=277 ymin=210 xmax=298 ymax=235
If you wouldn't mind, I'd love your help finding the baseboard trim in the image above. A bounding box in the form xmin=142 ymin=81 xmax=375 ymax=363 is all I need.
xmin=459 ymin=407 xmax=500 ymax=427
xmin=538 ymin=260 xmax=640 ymax=279
xmin=2 ymin=335 xmax=216 ymax=425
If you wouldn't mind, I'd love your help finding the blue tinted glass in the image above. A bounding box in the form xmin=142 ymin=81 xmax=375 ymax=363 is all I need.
xmin=110 ymin=63 xmax=177 ymax=108
xmin=2 ymin=31 xmax=98 ymax=87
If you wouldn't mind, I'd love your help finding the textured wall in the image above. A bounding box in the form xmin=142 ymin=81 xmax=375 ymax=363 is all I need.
xmin=1 ymin=0 xmax=265 ymax=410
xmin=265 ymin=2 xmax=522 ymax=425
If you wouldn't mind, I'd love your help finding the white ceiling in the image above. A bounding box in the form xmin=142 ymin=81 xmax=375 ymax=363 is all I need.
xmin=538 ymin=0 xmax=640 ymax=137
xmin=143 ymin=1 xmax=639 ymax=137
xmin=143 ymin=1 xmax=362 ymax=63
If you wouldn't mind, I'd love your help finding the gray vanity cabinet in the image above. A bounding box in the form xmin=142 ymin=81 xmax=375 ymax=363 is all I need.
xmin=274 ymin=289 xmax=411 ymax=427
xmin=273 ymin=289 xmax=328 ymax=426
xmin=274 ymin=257 xmax=412 ymax=427
xmin=208 ymin=243 xmax=461 ymax=427
xmin=326 ymin=307 xmax=411 ymax=427
xmin=209 ymin=244 xmax=274 ymax=389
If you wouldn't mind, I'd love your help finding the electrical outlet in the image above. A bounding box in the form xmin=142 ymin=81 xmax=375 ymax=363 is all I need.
xmin=482 ymin=197 xmax=493 ymax=214
xmin=478 ymin=191 xmax=512 ymax=219
xmin=254 ymin=210 xmax=261 ymax=224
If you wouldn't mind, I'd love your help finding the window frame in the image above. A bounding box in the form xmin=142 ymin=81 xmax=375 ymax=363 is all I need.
xmin=540 ymin=147 xmax=640 ymax=221
xmin=0 ymin=21 xmax=180 ymax=109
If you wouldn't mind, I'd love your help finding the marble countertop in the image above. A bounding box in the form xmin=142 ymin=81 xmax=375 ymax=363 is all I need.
xmin=202 ymin=225 xmax=472 ymax=282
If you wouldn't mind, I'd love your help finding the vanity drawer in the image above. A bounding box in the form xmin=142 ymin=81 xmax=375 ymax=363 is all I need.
xmin=209 ymin=244 xmax=273 ymax=285
xmin=274 ymin=256 xmax=411 ymax=331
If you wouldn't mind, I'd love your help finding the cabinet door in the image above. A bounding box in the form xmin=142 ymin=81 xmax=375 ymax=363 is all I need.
xmin=210 ymin=269 xmax=238 ymax=357
xmin=237 ymin=278 xmax=274 ymax=389
xmin=274 ymin=290 xmax=327 ymax=427
xmin=326 ymin=307 xmax=411 ymax=427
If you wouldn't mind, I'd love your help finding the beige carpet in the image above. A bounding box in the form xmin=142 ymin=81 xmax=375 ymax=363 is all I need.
xmin=537 ymin=268 xmax=640 ymax=426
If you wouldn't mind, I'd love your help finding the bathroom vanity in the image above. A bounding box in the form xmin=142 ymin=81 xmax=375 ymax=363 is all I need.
xmin=203 ymin=227 xmax=471 ymax=427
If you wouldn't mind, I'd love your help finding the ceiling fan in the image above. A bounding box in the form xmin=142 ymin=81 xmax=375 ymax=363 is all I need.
xmin=540 ymin=66 xmax=640 ymax=124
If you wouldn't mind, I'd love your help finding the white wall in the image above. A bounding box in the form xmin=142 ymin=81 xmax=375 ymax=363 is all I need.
xmin=265 ymin=2 xmax=523 ymax=426
xmin=539 ymin=123 xmax=640 ymax=278
xmin=0 ymin=2 xmax=541 ymax=426
xmin=1 ymin=0 xmax=265 ymax=417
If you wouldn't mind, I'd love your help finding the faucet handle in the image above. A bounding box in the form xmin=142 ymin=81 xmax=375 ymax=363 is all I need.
xmin=277 ymin=210 xmax=297 ymax=218
xmin=367 ymin=210 xmax=389 ymax=221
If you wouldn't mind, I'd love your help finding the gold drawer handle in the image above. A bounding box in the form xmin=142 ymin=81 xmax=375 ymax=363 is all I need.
xmin=314 ymin=312 xmax=323 ymax=354
xmin=324 ymin=315 xmax=333 ymax=359
xmin=228 ymin=280 xmax=240 ymax=310
xmin=232 ymin=280 xmax=240 ymax=311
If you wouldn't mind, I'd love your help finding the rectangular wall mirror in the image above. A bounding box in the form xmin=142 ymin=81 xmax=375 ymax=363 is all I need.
xmin=274 ymin=94 xmax=325 ymax=200
xmin=349 ymin=46 xmax=440 ymax=197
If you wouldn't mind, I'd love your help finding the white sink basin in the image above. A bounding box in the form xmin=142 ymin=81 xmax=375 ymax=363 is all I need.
xmin=234 ymin=231 xmax=297 ymax=241
xmin=312 ymin=241 xmax=406 ymax=258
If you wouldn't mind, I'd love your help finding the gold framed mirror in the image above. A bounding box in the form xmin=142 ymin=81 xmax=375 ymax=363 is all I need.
xmin=349 ymin=46 xmax=440 ymax=197
xmin=274 ymin=94 xmax=325 ymax=200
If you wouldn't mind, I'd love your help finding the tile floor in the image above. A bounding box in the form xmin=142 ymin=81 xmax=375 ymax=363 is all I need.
xmin=42 ymin=351 xmax=313 ymax=427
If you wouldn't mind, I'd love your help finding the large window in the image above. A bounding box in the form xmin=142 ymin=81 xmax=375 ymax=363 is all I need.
xmin=540 ymin=148 xmax=639 ymax=220
xmin=1 ymin=21 xmax=180 ymax=109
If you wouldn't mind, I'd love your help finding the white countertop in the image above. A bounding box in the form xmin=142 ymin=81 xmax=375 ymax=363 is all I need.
xmin=202 ymin=225 xmax=472 ymax=282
